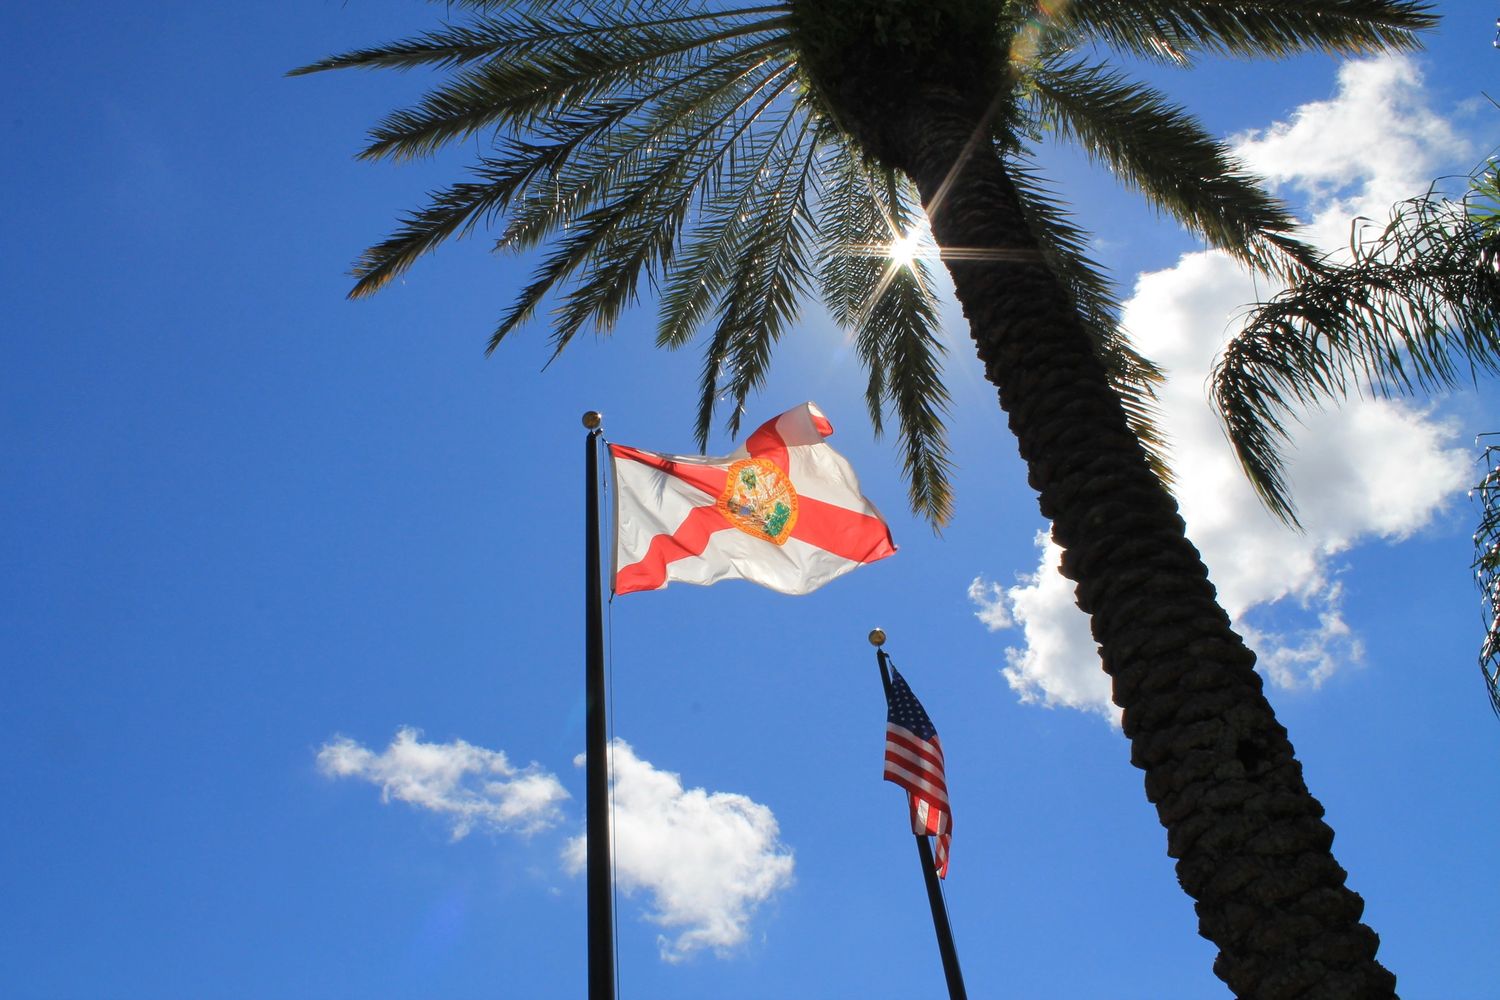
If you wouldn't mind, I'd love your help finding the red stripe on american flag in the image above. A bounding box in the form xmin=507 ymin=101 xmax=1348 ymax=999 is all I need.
xmin=884 ymin=757 xmax=949 ymax=803
xmin=885 ymin=751 xmax=947 ymax=792
xmin=885 ymin=768 xmax=950 ymax=815
xmin=885 ymin=725 xmax=945 ymax=771
xmin=912 ymin=797 xmax=949 ymax=837
xmin=885 ymin=721 xmax=951 ymax=848
xmin=884 ymin=749 xmax=947 ymax=789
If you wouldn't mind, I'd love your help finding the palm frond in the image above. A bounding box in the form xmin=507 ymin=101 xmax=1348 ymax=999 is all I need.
xmin=1213 ymin=167 xmax=1500 ymax=523
xmin=815 ymin=142 xmax=954 ymax=525
xmin=487 ymin=60 xmax=802 ymax=354
xmin=1473 ymin=436 xmax=1500 ymax=718
xmin=492 ymin=43 xmax=792 ymax=252
xmin=290 ymin=20 xmax=554 ymax=75
xmin=1055 ymin=0 xmax=1434 ymax=65
xmin=1034 ymin=60 xmax=1317 ymax=279
xmin=303 ymin=0 xmax=1433 ymax=532
xmin=703 ymin=119 xmax=821 ymax=444
xmin=812 ymin=139 xmax=891 ymax=437
xmin=656 ymin=104 xmax=810 ymax=352
xmin=420 ymin=0 xmax=748 ymax=13
xmin=291 ymin=5 xmax=791 ymax=75
xmin=352 ymin=8 xmax=792 ymax=161
xmin=345 ymin=43 xmax=790 ymax=301
xmin=346 ymin=139 xmax=592 ymax=299
xmin=542 ymin=72 xmax=805 ymax=355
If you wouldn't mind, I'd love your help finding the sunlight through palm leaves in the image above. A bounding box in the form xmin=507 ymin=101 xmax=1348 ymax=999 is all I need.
xmin=287 ymin=0 xmax=1421 ymax=527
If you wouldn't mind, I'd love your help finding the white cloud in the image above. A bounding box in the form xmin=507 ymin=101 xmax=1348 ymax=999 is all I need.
xmin=563 ymin=740 xmax=795 ymax=962
xmin=321 ymin=732 xmax=797 ymax=963
xmin=972 ymin=56 xmax=1474 ymax=716
xmin=1232 ymin=56 xmax=1471 ymax=248
xmin=966 ymin=576 xmax=1013 ymax=631
xmin=983 ymin=533 xmax=1112 ymax=716
xmin=1239 ymin=583 xmax=1364 ymax=691
xmin=318 ymin=727 xmax=568 ymax=838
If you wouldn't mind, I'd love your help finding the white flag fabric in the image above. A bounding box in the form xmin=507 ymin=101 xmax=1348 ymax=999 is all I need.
xmin=609 ymin=403 xmax=896 ymax=595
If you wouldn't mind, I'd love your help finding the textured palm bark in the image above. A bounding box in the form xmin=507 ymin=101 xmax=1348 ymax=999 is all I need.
xmin=872 ymin=89 xmax=1394 ymax=999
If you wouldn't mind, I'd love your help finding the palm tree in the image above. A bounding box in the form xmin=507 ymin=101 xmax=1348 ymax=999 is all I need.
xmin=1214 ymin=159 xmax=1500 ymax=717
xmin=1475 ymin=435 xmax=1500 ymax=716
xmin=295 ymin=2 xmax=1436 ymax=994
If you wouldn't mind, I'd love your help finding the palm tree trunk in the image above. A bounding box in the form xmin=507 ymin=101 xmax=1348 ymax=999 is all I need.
xmin=880 ymin=88 xmax=1396 ymax=999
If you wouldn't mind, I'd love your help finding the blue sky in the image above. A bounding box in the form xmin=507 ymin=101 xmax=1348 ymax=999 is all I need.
xmin=4 ymin=2 xmax=1499 ymax=997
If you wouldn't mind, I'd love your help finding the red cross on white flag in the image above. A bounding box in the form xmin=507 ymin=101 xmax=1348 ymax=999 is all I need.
xmin=609 ymin=403 xmax=897 ymax=595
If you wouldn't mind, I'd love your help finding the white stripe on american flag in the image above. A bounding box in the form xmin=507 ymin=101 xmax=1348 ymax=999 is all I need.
xmin=884 ymin=726 xmax=949 ymax=799
xmin=884 ymin=759 xmax=950 ymax=806
xmin=882 ymin=734 xmax=942 ymax=779
xmin=884 ymin=748 xmax=948 ymax=792
xmin=885 ymin=727 xmax=946 ymax=771
xmin=911 ymin=793 xmax=950 ymax=835
xmin=913 ymin=797 xmax=948 ymax=836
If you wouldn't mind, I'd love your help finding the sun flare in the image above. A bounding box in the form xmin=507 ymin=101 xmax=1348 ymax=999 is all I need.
xmin=889 ymin=231 xmax=920 ymax=268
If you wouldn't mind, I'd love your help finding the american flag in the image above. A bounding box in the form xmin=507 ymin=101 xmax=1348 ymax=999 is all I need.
xmin=883 ymin=664 xmax=951 ymax=878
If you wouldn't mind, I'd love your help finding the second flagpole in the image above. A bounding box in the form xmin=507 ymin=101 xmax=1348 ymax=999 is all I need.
xmin=583 ymin=411 xmax=615 ymax=1000
xmin=871 ymin=628 xmax=968 ymax=1000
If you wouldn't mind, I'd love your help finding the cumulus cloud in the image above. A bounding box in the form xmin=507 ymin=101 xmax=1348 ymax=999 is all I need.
xmin=563 ymin=740 xmax=795 ymax=962
xmin=988 ymin=533 xmax=1112 ymax=715
xmin=321 ymin=731 xmax=795 ymax=962
xmin=971 ymin=56 xmax=1473 ymax=717
xmin=966 ymin=576 xmax=1013 ymax=631
xmin=1231 ymin=56 xmax=1471 ymax=247
xmin=1239 ymin=583 xmax=1364 ymax=691
xmin=318 ymin=727 xmax=568 ymax=838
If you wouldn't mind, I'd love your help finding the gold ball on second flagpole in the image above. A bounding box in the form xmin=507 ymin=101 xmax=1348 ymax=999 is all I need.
xmin=582 ymin=411 xmax=602 ymax=429
xmin=868 ymin=627 xmax=886 ymax=647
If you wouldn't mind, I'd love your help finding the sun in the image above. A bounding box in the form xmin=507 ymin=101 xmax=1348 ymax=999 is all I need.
xmin=888 ymin=231 xmax=921 ymax=269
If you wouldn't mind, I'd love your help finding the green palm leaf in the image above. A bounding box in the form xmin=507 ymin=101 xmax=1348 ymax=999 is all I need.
xmin=1474 ymin=438 xmax=1500 ymax=718
xmin=815 ymin=141 xmax=953 ymax=523
xmin=1215 ymin=165 xmax=1500 ymax=523
xmin=489 ymin=59 xmax=802 ymax=354
xmin=1033 ymin=60 xmax=1317 ymax=278
xmin=688 ymin=112 xmax=820 ymax=444
xmin=297 ymin=0 xmax=1439 ymax=536
xmin=1060 ymin=0 xmax=1434 ymax=64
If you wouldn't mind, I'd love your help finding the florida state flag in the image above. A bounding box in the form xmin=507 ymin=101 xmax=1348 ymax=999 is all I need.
xmin=609 ymin=403 xmax=896 ymax=595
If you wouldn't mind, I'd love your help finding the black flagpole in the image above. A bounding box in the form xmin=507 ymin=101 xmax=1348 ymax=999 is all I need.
xmin=871 ymin=628 xmax=968 ymax=1000
xmin=583 ymin=412 xmax=615 ymax=1000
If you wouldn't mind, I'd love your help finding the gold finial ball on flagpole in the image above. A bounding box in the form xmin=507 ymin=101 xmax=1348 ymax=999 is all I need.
xmin=868 ymin=627 xmax=886 ymax=647
xmin=582 ymin=411 xmax=602 ymax=430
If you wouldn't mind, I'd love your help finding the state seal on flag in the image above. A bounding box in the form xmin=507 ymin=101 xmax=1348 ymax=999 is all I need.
xmin=719 ymin=457 xmax=798 ymax=545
